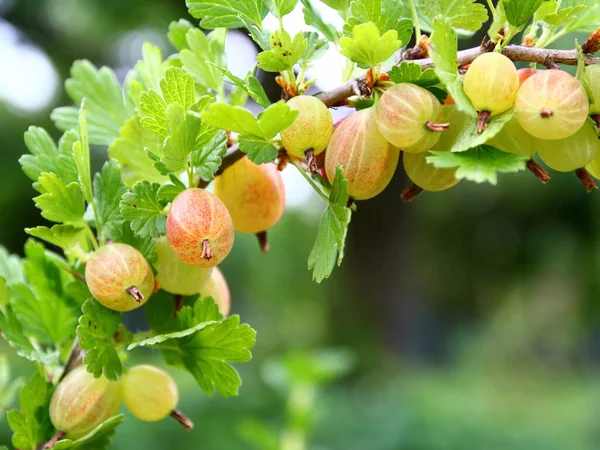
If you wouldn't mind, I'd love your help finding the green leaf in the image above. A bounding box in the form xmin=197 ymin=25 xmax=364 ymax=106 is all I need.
xmin=130 ymin=43 xmax=165 ymax=94
xmin=344 ymin=0 xmax=414 ymax=45
xmin=0 ymin=247 xmax=24 ymax=285
xmin=339 ymin=22 xmax=401 ymax=67
xmin=504 ymin=0 xmax=546 ymax=28
xmin=107 ymin=116 xmax=168 ymax=187
xmin=308 ymin=166 xmax=352 ymax=283
xmin=108 ymin=222 xmax=157 ymax=263
xmin=10 ymin=240 xmax=79 ymax=345
xmin=417 ymin=0 xmax=488 ymax=35
xmin=74 ymin=103 xmax=94 ymax=204
xmin=450 ymin=109 xmax=516 ymax=153
xmin=388 ymin=62 xmax=440 ymax=87
xmin=53 ymin=415 xmax=124 ymax=450
xmin=213 ymin=65 xmax=271 ymax=108
xmin=20 ymin=127 xmax=78 ymax=190
xmin=161 ymin=103 xmax=203 ymax=172
xmin=34 ymin=173 xmax=85 ymax=224
xmin=140 ymin=302 xmax=256 ymax=397
xmin=157 ymin=178 xmax=187 ymax=203
xmin=140 ymin=90 xmax=169 ymax=139
xmin=161 ymin=66 xmax=196 ymax=112
xmin=7 ymin=372 xmax=53 ymax=450
xmin=168 ymin=19 xmax=194 ymax=52
xmin=119 ymin=181 xmax=167 ymax=239
xmin=127 ymin=320 xmax=219 ymax=350
xmin=77 ymin=299 xmax=123 ymax=380
xmin=300 ymin=0 xmax=339 ymax=43
xmin=51 ymin=60 xmax=132 ymax=147
xmin=257 ymin=101 xmax=299 ymax=138
xmin=301 ymin=31 xmax=329 ymax=65
xmin=265 ymin=0 xmax=298 ymax=18
xmin=25 ymin=225 xmax=89 ymax=258
xmin=239 ymin=139 xmax=279 ymax=164
xmin=192 ymin=130 xmax=228 ymax=181
xmin=428 ymin=145 xmax=528 ymax=185
xmin=180 ymin=27 xmax=227 ymax=92
xmin=187 ymin=0 xmax=267 ymax=29
xmin=257 ymin=30 xmax=307 ymax=72
xmin=201 ymin=104 xmax=267 ymax=138
xmin=552 ymin=0 xmax=600 ymax=33
xmin=93 ymin=160 xmax=128 ymax=239
xmin=429 ymin=17 xmax=477 ymax=117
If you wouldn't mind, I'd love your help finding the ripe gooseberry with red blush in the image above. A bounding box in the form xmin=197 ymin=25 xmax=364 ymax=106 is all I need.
xmin=85 ymin=243 xmax=154 ymax=312
xmin=200 ymin=267 xmax=231 ymax=317
xmin=167 ymin=188 xmax=234 ymax=268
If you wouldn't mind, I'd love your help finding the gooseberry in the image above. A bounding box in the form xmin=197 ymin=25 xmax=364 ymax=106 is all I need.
xmin=537 ymin=122 xmax=598 ymax=172
xmin=122 ymin=365 xmax=192 ymax=429
xmin=49 ymin=366 xmax=121 ymax=441
xmin=585 ymin=64 xmax=600 ymax=115
xmin=375 ymin=83 xmax=447 ymax=152
xmin=200 ymin=267 xmax=231 ymax=317
xmin=280 ymin=95 xmax=333 ymax=160
xmin=463 ymin=52 xmax=519 ymax=132
xmin=517 ymin=68 xmax=537 ymax=85
xmin=166 ymin=188 xmax=234 ymax=268
xmin=214 ymin=156 xmax=285 ymax=235
xmin=325 ymin=107 xmax=399 ymax=200
xmin=85 ymin=243 xmax=154 ymax=312
xmin=516 ymin=69 xmax=589 ymax=140
xmin=154 ymin=236 xmax=213 ymax=295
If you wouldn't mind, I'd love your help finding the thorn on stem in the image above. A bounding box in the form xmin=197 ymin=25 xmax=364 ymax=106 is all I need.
xmin=401 ymin=184 xmax=424 ymax=202
xmin=576 ymin=168 xmax=598 ymax=193
xmin=171 ymin=410 xmax=194 ymax=431
xmin=425 ymin=121 xmax=450 ymax=132
xmin=540 ymin=107 xmax=554 ymax=118
xmin=201 ymin=239 xmax=213 ymax=261
xmin=45 ymin=430 xmax=65 ymax=449
xmin=526 ymin=160 xmax=551 ymax=184
xmin=126 ymin=286 xmax=144 ymax=303
xmin=304 ymin=148 xmax=318 ymax=174
xmin=256 ymin=231 xmax=270 ymax=253
xmin=477 ymin=111 xmax=492 ymax=133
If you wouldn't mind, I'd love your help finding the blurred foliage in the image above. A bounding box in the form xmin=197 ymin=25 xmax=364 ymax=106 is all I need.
xmin=2 ymin=0 xmax=600 ymax=449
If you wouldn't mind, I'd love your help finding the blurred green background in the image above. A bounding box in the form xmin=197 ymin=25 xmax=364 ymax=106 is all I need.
xmin=2 ymin=0 xmax=600 ymax=449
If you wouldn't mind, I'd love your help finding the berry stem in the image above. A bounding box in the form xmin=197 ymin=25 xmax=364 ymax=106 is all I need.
xmin=526 ymin=160 xmax=551 ymax=184
xmin=304 ymin=148 xmax=318 ymax=174
xmin=170 ymin=410 xmax=194 ymax=431
xmin=477 ymin=111 xmax=492 ymax=133
xmin=256 ymin=231 xmax=270 ymax=253
xmin=425 ymin=121 xmax=450 ymax=132
xmin=44 ymin=430 xmax=65 ymax=449
xmin=201 ymin=239 xmax=213 ymax=261
xmin=61 ymin=267 xmax=86 ymax=283
xmin=575 ymin=168 xmax=598 ymax=193
xmin=126 ymin=286 xmax=144 ymax=303
xmin=401 ymin=184 xmax=424 ymax=202
xmin=174 ymin=294 xmax=184 ymax=318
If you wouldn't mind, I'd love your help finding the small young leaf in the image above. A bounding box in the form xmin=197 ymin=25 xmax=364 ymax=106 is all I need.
xmin=265 ymin=0 xmax=299 ymax=19
xmin=162 ymin=103 xmax=203 ymax=172
xmin=201 ymin=104 xmax=266 ymax=137
xmin=428 ymin=145 xmax=528 ymax=185
xmin=34 ymin=173 xmax=85 ymax=224
xmin=257 ymin=30 xmax=307 ymax=72
xmin=388 ymin=62 xmax=440 ymax=87
xmin=180 ymin=28 xmax=228 ymax=91
xmin=187 ymin=0 xmax=267 ymax=29
xmin=308 ymin=166 xmax=352 ymax=283
xmin=300 ymin=31 xmax=329 ymax=64
xmin=0 ymin=247 xmax=24 ymax=285
xmin=344 ymin=0 xmax=413 ymax=45
xmin=192 ymin=130 xmax=228 ymax=181
xmin=7 ymin=372 xmax=54 ymax=450
xmin=213 ymin=65 xmax=271 ymax=108
xmin=129 ymin=43 xmax=165 ymax=94
xmin=418 ymin=0 xmax=488 ymax=35
xmin=119 ymin=181 xmax=167 ymax=239
xmin=239 ymin=139 xmax=279 ymax=164
xmin=339 ymin=22 xmax=401 ymax=67
xmin=168 ymin=19 xmax=194 ymax=51
xmin=77 ymin=299 xmax=123 ymax=380
xmin=429 ymin=17 xmax=477 ymax=117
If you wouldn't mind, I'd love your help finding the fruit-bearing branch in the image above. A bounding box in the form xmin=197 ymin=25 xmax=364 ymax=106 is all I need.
xmin=316 ymin=44 xmax=600 ymax=107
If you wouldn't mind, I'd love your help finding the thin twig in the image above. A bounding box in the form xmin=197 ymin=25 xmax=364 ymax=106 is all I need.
xmin=315 ymin=45 xmax=600 ymax=107
xmin=58 ymin=337 xmax=84 ymax=383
